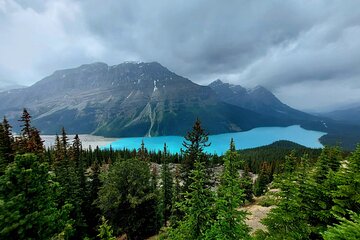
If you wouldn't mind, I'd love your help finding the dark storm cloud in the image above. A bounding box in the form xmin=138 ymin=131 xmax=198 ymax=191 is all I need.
xmin=0 ymin=0 xmax=360 ymax=111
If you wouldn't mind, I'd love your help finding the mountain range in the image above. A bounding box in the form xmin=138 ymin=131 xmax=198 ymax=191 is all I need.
xmin=321 ymin=106 xmax=360 ymax=126
xmin=0 ymin=61 xmax=359 ymax=149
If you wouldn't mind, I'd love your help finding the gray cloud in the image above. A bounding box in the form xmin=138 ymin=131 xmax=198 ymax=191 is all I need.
xmin=0 ymin=0 xmax=360 ymax=111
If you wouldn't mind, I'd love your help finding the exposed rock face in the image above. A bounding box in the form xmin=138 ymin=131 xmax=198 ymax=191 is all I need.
xmin=209 ymin=79 xmax=317 ymax=122
xmin=0 ymin=62 xmax=283 ymax=136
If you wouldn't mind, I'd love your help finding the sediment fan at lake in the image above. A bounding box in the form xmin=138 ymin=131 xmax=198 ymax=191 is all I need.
xmin=104 ymin=125 xmax=325 ymax=154
xmin=41 ymin=134 xmax=117 ymax=149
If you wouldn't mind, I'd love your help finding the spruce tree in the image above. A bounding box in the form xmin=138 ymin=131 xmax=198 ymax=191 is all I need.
xmin=168 ymin=155 xmax=215 ymax=239
xmin=53 ymin=128 xmax=86 ymax=238
xmin=15 ymin=109 xmax=44 ymax=154
xmin=181 ymin=118 xmax=210 ymax=192
xmin=169 ymin=165 xmax=183 ymax=227
xmin=239 ymin=164 xmax=254 ymax=204
xmin=322 ymin=212 xmax=360 ymax=240
xmin=253 ymin=162 xmax=271 ymax=196
xmin=97 ymin=159 xmax=159 ymax=239
xmin=332 ymin=144 xmax=360 ymax=217
xmin=306 ymin=146 xmax=342 ymax=236
xmin=19 ymin=108 xmax=32 ymax=138
xmin=137 ymin=139 xmax=149 ymax=161
xmin=205 ymin=139 xmax=250 ymax=240
xmin=84 ymin=158 xmax=102 ymax=238
xmin=260 ymin=163 xmax=311 ymax=240
xmin=0 ymin=154 xmax=74 ymax=239
xmin=97 ymin=216 xmax=116 ymax=240
xmin=160 ymin=143 xmax=173 ymax=226
xmin=0 ymin=117 xmax=14 ymax=174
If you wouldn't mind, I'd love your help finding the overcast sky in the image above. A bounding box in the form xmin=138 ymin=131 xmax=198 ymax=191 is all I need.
xmin=1 ymin=0 xmax=360 ymax=112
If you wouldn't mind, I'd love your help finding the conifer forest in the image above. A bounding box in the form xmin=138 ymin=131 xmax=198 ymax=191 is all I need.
xmin=0 ymin=109 xmax=359 ymax=240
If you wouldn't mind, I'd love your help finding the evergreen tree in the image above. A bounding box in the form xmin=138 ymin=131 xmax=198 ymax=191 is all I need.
xmin=160 ymin=143 xmax=173 ymax=226
xmin=181 ymin=118 xmax=210 ymax=193
xmin=28 ymin=127 xmax=44 ymax=154
xmin=0 ymin=154 xmax=74 ymax=239
xmin=239 ymin=164 xmax=254 ymax=204
xmin=84 ymin=158 xmax=102 ymax=238
xmin=97 ymin=216 xmax=116 ymax=240
xmin=305 ymin=146 xmax=343 ymax=236
xmin=260 ymin=166 xmax=311 ymax=240
xmin=19 ymin=108 xmax=32 ymax=138
xmin=332 ymin=144 xmax=360 ymax=217
xmin=61 ymin=127 xmax=69 ymax=158
xmin=15 ymin=109 xmax=44 ymax=154
xmin=322 ymin=212 xmax=360 ymax=240
xmin=137 ymin=139 xmax=149 ymax=161
xmin=314 ymin=146 xmax=342 ymax=184
xmin=205 ymin=139 xmax=250 ymax=240
xmin=0 ymin=117 xmax=14 ymax=174
xmin=168 ymin=157 xmax=215 ymax=239
xmin=53 ymin=128 xmax=86 ymax=239
xmin=97 ymin=159 xmax=159 ymax=239
xmin=169 ymin=165 xmax=183 ymax=227
xmin=253 ymin=162 xmax=271 ymax=196
xmin=283 ymin=149 xmax=297 ymax=173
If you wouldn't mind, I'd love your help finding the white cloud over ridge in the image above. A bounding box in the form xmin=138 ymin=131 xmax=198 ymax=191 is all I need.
xmin=0 ymin=0 xmax=360 ymax=111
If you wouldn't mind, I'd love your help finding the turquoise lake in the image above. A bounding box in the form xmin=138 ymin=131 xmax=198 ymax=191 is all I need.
xmin=103 ymin=125 xmax=326 ymax=155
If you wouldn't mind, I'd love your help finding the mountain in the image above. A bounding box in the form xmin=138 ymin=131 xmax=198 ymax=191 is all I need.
xmin=321 ymin=106 xmax=360 ymax=126
xmin=1 ymin=62 xmax=359 ymax=150
xmin=0 ymin=62 xmax=285 ymax=137
xmin=209 ymin=79 xmax=316 ymax=121
xmin=208 ymin=79 xmax=360 ymax=150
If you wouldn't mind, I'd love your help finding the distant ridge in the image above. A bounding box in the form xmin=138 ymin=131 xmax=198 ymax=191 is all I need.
xmin=209 ymin=79 xmax=316 ymax=122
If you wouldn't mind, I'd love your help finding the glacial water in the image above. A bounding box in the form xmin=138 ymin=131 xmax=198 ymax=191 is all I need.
xmin=103 ymin=125 xmax=326 ymax=155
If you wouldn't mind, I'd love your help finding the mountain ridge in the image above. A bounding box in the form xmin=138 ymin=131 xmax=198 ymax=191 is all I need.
xmin=0 ymin=62 xmax=286 ymax=137
xmin=209 ymin=79 xmax=316 ymax=121
xmin=1 ymin=61 xmax=360 ymax=150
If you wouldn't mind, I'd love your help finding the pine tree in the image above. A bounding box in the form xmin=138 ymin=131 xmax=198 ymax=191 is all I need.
xmin=205 ymin=139 xmax=250 ymax=240
xmin=61 ymin=127 xmax=69 ymax=158
xmin=322 ymin=212 xmax=360 ymax=240
xmin=239 ymin=164 xmax=254 ymax=204
xmin=168 ymin=156 xmax=215 ymax=239
xmin=15 ymin=109 xmax=44 ymax=154
xmin=28 ymin=127 xmax=44 ymax=154
xmin=97 ymin=159 xmax=159 ymax=239
xmin=160 ymin=143 xmax=173 ymax=227
xmin=84 ymin=158 xmax=102 ymax=238
xmin=283 ymin=149 xmax=297 ymax=173
xmin=0 ymin=154 xmax=74 ymax=239
xmin=314 ymin=146 xmax=342 ymax=184
xmin=19 ymin=108 xmax=32 ymax=138
xmin=305 ymin=146 xmax=343 ymax=236
xmin=181 ymin=118 xmax=210 ymax=193
xmin=169 ymin=165 xmax=183 ymax=227
xmin=253 ymin=162 xmax=271 ymax=196
xmin=137 ymin=139 xmax=149 ymax=161
xmin=0 ymin=117 xmax=14 ymax=174
xmin=97 ymin=216 xmax=116 ymax=240
xmin=332 ymin=144 xmax=360 ymax=217
xmin=53 ymin=128 xmax=86 ymax=238
xmin=260 ymin=165 xmax=311 ymax=240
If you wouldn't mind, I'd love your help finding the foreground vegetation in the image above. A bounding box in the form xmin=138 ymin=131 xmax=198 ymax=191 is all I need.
xmin=0 ymin=109 xmax=359 ymax=239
